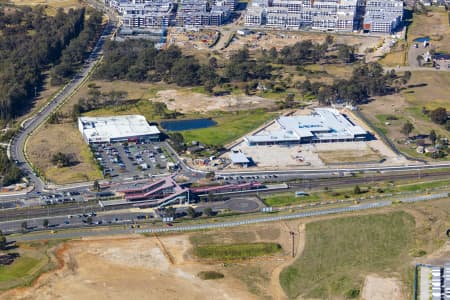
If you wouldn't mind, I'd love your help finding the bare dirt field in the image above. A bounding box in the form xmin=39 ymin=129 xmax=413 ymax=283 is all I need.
xmin=1 ymin=236 xmax=257 ymax=300
xmin=155 ymin=89 xmax=278 ymax=113
xmin=317 ymin=145 xmax=382 ymax=164
xmin=362 ymin=274 xmax=403 ymax=300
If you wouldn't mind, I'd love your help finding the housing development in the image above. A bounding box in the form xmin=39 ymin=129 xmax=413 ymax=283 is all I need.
xmin=106 ymin=0 xmax=404 ymax=33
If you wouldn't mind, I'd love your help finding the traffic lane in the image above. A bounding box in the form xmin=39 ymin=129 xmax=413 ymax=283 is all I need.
xmin=12 ymin=228 xmax=132 ymax=243
xmin=0 ymin=211 xmax=155 ymax=234
xmin=10 ymin=21 xmax=115 ymax=191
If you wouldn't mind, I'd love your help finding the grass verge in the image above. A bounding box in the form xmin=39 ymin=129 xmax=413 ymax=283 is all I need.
xmin=280 ymin=211 xmax=415 ymax=299
xmin=193 ymin=242 xmax=281 ymax=260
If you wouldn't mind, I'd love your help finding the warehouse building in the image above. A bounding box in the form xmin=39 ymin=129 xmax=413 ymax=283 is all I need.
xmin=245 ymin=108 xmax=368 ymax=145
xmin=78 ymin=115 xmax=160 ymax=144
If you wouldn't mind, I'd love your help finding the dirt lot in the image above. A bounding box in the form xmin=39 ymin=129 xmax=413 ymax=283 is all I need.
xmin=317 ymin=145 xmax=382 ymax=164
xmin=1 ymin=222 xmax=297 ymax=300
xmin=155 ymin=89 xmax=278 ymax=113
xmin=362 ymin=275 xmax=403 ymax=300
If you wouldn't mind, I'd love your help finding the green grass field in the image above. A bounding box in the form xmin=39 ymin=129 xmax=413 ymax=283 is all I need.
xmin=263 ymin=192 xmax=321 ymax=207
xmin=180 ymin=110 xmax=276 ymax=146
xmin=279 ymin=212 xmax=415 ymax=299
xmin=0 ymin=256 xmax=41 ymax=282
xmin=193 ymin=242 xmax=282 ymax=260
xmin=396 ymin=179 xmax=450 ymax=192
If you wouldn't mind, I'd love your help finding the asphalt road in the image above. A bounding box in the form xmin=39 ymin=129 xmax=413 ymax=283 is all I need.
xmin=9 ymin=11 xmax=117 ymax=192
xmin=10 ymin=190 xmax=448 ymax=242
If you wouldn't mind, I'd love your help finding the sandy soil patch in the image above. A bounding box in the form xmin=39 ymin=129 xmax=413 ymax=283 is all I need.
xmin=362 ymin=274 xmax=404 ymax=300
xmin=1 ymin=236 xmax=255 ymax=300
xmin=153 ymin=89 xmax=277 ymax=113
xmin=316 ymin=143 xmax=382 ymax=163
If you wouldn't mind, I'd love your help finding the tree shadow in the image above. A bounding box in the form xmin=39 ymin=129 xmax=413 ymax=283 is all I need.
xmin=0 ymin=252 xmax=20 ymax=266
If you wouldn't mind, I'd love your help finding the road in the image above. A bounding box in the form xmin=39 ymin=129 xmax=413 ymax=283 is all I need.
xmin=9 ymin=6 xmax=117 ymax=193
xmin=9 ymin=190 xmax=448 ymax=242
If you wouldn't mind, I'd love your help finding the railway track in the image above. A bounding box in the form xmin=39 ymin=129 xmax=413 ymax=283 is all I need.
xmin=0 ymin=170 xmax=448 ymax=222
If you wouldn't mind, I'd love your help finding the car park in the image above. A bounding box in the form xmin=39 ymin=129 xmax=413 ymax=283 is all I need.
xmin=90 ymin=141 xmax=175 ymax=180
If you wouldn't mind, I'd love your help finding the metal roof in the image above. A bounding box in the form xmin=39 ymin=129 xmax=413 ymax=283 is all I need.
xmin=79 ymin=115 xmax=160 ymax=143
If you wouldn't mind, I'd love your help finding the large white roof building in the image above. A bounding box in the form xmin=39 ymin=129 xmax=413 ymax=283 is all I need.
xmin=78 ymin=115 xmax=160 ymax=144
xmin=245 ymin=108 xmax=368 ymax=145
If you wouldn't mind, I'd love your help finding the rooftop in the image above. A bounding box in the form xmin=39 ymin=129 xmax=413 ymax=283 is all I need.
xmin=79 ymin=115 xmax=160 ymax=143
xmin=229 ymin=150 xmax=250 ymax=164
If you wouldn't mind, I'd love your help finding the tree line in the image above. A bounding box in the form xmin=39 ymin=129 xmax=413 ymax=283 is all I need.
xmin=0 ymin=148 xmax=21 ymax=186
xmin=51 ymin=9 xmax=103 ymax=85
xmin=96 ymin=39 xmax=398 ymax=105
xmin=0 ymin=5 xmax=101 ymax=121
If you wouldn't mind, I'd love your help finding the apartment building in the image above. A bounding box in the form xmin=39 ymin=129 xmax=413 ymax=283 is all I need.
xmin=244 ymin=0 xmax=401 ymax=33
xmin=245 ymin=6 xmax=265 ymax=26
xmin=107 ymin=0 xmax=230 ymax=28
xmin=363 ymin=0 xmax=403 ymax=33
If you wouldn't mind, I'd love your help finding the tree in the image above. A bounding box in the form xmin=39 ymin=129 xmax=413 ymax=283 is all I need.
xmin=0 ymin=233 xmax=6 ymax=250
xmin=429 ymin=130 xmax=437 ymax=145
xmin=403 ymin=71 xmax=412 ymax=82
xmin=416 ymin=55 xmax=423 ymax=66
xmin=43 ymin=219 xmax=49 ymax=228
xmin=186 ymin=206 xmax=196 ymax=218
xmin=209 ymin=57 xmax=218 ymax=68
xmin=353 ymin=185 xmax=361 ymax=195
xmin=165 ymin=206 xmax=176 ymax=218
xmin=207 ymin=191 xmax=215 ymax=202
xmin=203 ymin=207 xmax=213 ymax=217
xmin=401 ymin=121 xmax=414 ymax=137
xmin=269 ymin=47 xmax=278 ymax=60
xmin=21 ymin=221 xmax=27 ymax=232
xmin=284 ymin=93 xmax=295 ymax=108
xmin=430 ymin=107 xmax=448 ymax=125
xmin=51 ymin=152 xmax=73 ymax=167
xmin=93 ymin=179 xmax=100 ymax=192
xmin=153 ymin=102 xmax=167 ymax=117
xmin=170 ymin=132 xmax=185 ymax=152
xmin=205 ymin=171 xmax=215 ymax=179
